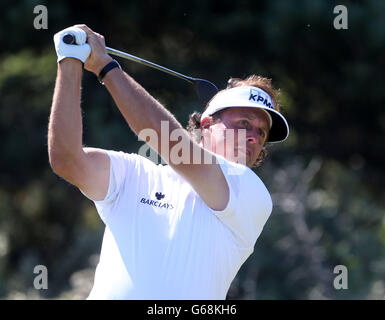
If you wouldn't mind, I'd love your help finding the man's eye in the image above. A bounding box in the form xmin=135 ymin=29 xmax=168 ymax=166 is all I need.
xmin=240 ymin=120 xmax=249 ymax=127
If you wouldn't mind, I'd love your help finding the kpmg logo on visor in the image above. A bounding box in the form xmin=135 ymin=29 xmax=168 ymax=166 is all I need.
xmin=249 ymin=89 xmax=273 ymax=109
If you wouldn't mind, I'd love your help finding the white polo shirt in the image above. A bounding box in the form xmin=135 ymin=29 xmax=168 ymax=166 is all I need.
xmin=83 ymin=150 xmax=272 ymax=300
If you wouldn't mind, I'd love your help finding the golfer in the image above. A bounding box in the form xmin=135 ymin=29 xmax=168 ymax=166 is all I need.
xmin=48 ymin=25 xmax=289 ymax=299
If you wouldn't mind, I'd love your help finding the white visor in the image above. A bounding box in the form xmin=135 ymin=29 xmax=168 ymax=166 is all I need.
xmin=200 ymin=86 xmax=289 ymax=143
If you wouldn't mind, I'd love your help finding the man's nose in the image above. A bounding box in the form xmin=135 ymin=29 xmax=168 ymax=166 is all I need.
xmin=246 ymin=130 xmax=262 ymax=144
xmin=236 ymin=129 xmax=262 ymax=145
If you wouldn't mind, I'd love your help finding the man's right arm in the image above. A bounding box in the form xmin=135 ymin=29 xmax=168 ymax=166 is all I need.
xmin=48 ymin=59 xmax=110 ymax=201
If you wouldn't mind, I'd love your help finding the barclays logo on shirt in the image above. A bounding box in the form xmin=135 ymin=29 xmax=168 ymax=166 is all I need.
xmin=140 ymin=192 xmax=174 ymax=210
xmin=155 ymin=192 xmax=165 ymax=200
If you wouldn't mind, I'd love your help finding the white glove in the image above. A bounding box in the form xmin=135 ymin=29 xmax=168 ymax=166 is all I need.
xmin=53 ymin=27 xmax=91 ymax=63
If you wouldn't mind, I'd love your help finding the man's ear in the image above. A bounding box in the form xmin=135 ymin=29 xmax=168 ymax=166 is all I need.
xmin=200 ymin=116 xmax=214 ymax=129
xmin=200 ymin=117 xmax=214 ymax=147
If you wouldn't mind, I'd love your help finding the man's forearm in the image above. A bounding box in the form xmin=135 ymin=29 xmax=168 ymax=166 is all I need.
xmin=48 ymin=59 xmax=84 ymax=165
xmin=102 ymin=68 xmax=186 ymax=152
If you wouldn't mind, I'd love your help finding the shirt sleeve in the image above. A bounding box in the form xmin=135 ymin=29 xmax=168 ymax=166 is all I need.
xmin=79 ymin=149 xmax=138 ymax=224
xmin=212 ymin=155 xmax=273 ymax=249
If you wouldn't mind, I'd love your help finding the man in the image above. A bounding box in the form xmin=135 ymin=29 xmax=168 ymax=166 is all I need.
xmin=48 ymin=25 xmax=289 ymax=299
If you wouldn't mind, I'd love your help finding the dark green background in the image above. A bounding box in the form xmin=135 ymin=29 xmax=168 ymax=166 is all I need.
xmin=0 ymin=0 xmax=384 ymax=299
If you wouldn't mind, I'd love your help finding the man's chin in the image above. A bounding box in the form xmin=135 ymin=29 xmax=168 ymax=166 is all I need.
xmin=210 ymin=149 xmax=249 ymax=166
xmin=231 ymin=153 xmax=249 ymax=167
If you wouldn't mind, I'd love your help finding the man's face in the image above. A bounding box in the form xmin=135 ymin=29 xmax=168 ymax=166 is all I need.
xmin=201 ymin=107 xmax=270 ymax=168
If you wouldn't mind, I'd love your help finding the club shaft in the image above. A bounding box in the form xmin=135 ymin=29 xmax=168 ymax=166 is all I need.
xmin=106 ymin=47 xmax=195 ymax=84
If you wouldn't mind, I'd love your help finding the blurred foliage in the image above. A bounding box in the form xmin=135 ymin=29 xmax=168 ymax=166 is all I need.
xmin=0 ymin=0 xmax=384 ymax=299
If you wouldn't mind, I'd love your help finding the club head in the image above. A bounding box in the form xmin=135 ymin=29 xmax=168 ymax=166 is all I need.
xmin=193 ymin=78 xmax=219 ymax=107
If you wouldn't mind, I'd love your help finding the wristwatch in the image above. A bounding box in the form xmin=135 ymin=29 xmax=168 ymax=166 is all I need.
xmin=98 ymin=59 xmax=121 ymax=84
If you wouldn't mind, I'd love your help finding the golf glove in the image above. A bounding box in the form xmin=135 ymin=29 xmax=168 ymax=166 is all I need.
xmin=54 ymin=27 xmax=91 ymax=63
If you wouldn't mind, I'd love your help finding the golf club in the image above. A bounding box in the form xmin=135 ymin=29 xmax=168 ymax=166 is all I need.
xmin=63 ymin=33 xmax=218 ymax=106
